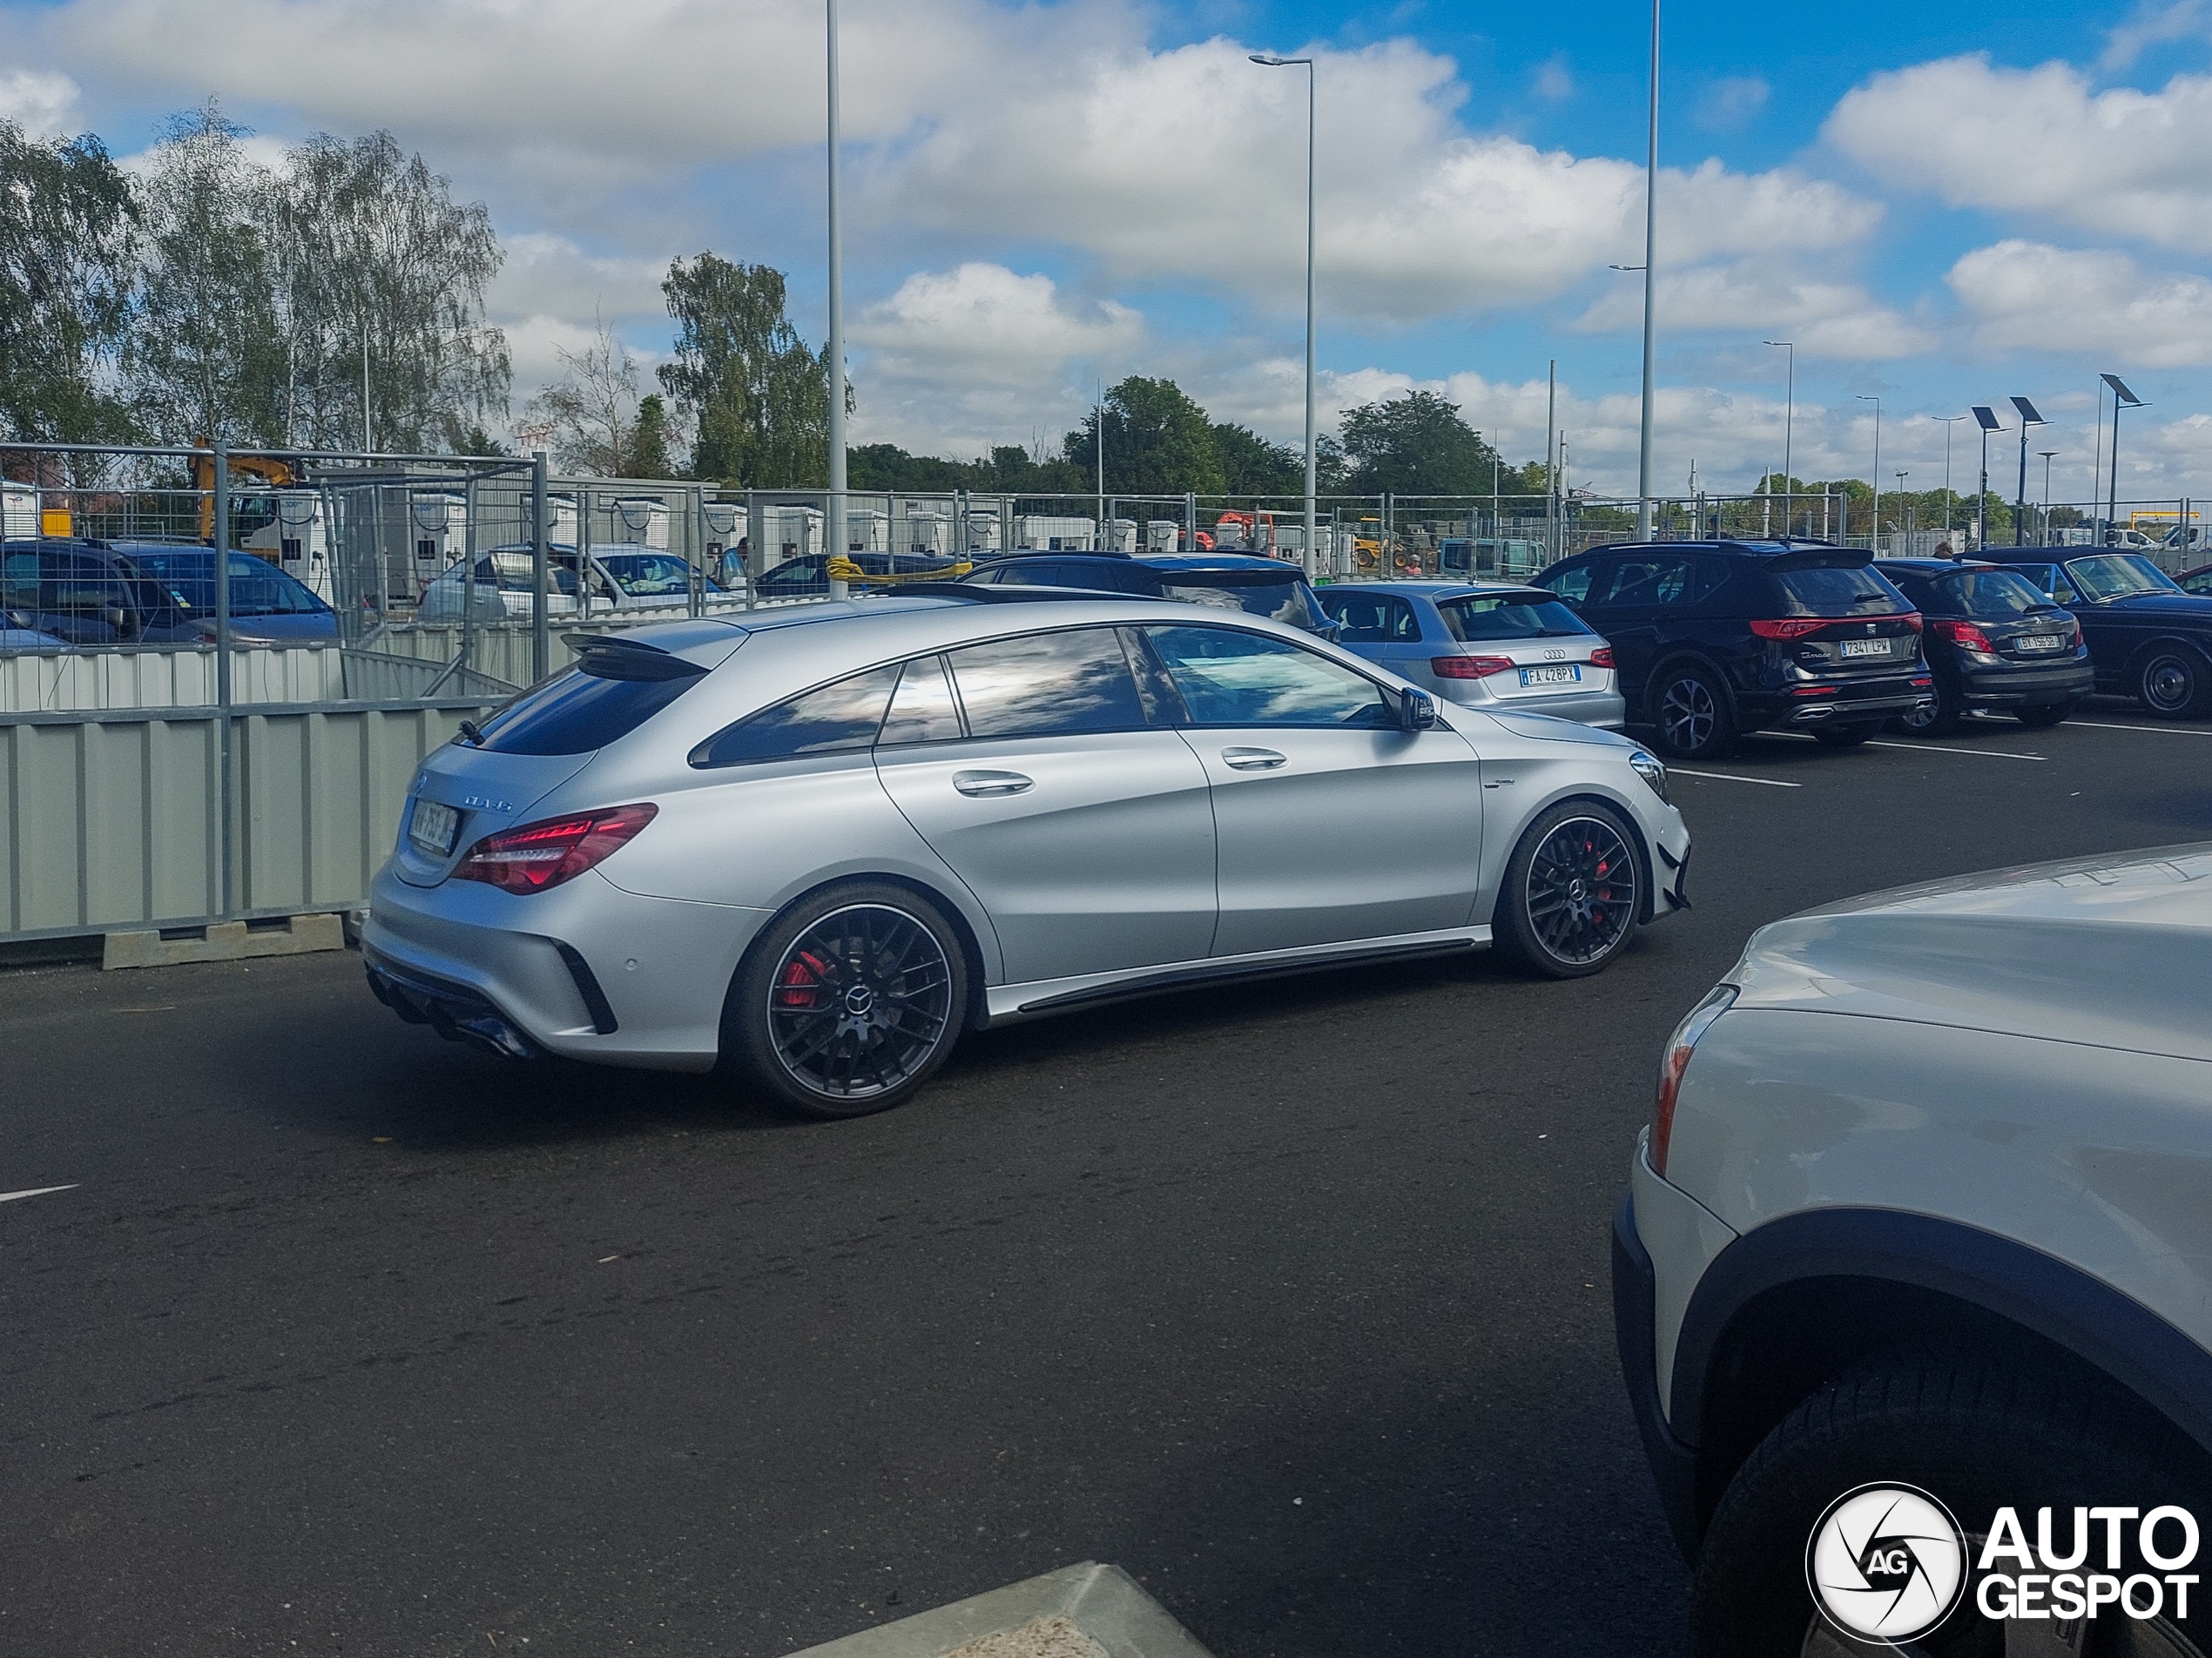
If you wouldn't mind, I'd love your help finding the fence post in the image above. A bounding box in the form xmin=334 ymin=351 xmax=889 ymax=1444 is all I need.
xmin=212 ymin=443 xmax=234 ymax=921
xmin=531 ymin=451 xmax=550 ymax=684
xmin=461 ymin=473 xmax=479 ymax=669
xmin=745 ymin=489 xmax=761 ymax=610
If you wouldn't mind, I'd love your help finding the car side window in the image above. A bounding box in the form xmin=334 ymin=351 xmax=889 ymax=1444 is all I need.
xmin=692 ymin=663 xmax=901 ymax=768
xmin=1601 ymin=555 xmax=1693 ymax=607
xmin=945 ymin=626 xmax=1150 ymax=738
xmin=1144 ymin=624 xmax=1393 ymax=727
xmin=1541 ymin=560 xmax=1600 ymax=604
xmin=1 ymin=549 xmax=35 ymax=608
xmin=1318 ymin=591 xmax=1418 ymax=643
xmin=878 ymin=655 xmax=963 ymax=746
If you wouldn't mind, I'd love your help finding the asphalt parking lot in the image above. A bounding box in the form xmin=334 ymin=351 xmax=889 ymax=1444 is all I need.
xmin=7 ymin=704 xmax=2211 ymax=1658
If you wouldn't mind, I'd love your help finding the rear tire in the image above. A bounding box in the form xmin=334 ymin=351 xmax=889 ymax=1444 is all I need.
xmin=1898 ymin=678 xmax=1963 ymax=738
xmin=2013 ymin=703 xmax=2072 ymax=729
xmin=2137 ymin=646 xmax=2212 ymax=719
xmin=1692 ymin=1351 xmax=2211 ymax=1658
xmin=1494 ymin=799 xmax=1643 ymax=980
xmin=1811 ymin=722 xmax=1877 ymax=748
xmin=725 ymin=881 xmax=969 ymax=1120
xmin=1650 ymin=664 xmax=1737 ymax=761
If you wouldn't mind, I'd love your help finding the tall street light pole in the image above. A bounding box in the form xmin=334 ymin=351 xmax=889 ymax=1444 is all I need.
xmin=2009 ymin=395 xmax=2047 ymax=546
xmin=1937 ymin=414 xmax=1966 ymax=539
xmin=1764 ymin=340 xmax=1793 ymax=536
xmin=2039 ymin=449 xmax=2059 ymax=543
xmin=1635 ymin=0 xmax=1661 ymax=539
xmin=1251 ymin=52 xmax=1317 ymax=576
xmin=1857 ymin=394 xmax=1880 ymax=551
xmin=2101 ymin=372 xmax=2146 ymax=544
xmin=825 ymin=0 xmax=847 ymax=564
xmin=1972 ymin=405 xmax=2001 ymax=549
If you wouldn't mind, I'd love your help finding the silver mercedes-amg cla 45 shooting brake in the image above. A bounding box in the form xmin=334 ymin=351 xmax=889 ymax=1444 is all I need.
xmin=361 ymin=590 xmax=1692 ymax=1116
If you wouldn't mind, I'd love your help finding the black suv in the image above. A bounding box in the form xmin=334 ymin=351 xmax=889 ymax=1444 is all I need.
xmin=1532 ymin=539 xmax=1931 ymax=759
xmin=1973 ymin=545 xmax=2212 ymax=718
xmin=963 ymin=550 xmax=1334 ymax=636
xmin=1872 ymin=558 xmax=2093 ymax=734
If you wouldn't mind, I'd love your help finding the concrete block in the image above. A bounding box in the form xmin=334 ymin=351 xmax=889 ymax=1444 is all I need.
xmin=103 ymin=912 xmax=346 ymax=971
xmin=780 ymin=1563 xmax=1214 ymax=1658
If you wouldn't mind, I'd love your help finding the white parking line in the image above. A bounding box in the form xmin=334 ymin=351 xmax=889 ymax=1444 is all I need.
xmin=1672 ymin=768 xmax=1804 ymax=788
xmin=1866 ymin=740 xmax=2047 ymax=761
xmin=0 ymin=1184 xmax=78 ymax=1205
xmin=2071 ymin=719 xmax=2212 ymax=736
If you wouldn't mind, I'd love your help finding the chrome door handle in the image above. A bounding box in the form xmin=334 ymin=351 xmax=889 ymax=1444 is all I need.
xmin=953 ymin=770 xmax=1034 ymax=797
xmin=1221 ymin=747 xmax=1287 ymax=771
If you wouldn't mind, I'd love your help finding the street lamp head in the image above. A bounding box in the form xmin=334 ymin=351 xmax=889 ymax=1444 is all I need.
xmin=1250 ymin=53 xmax=1310 ymax=66
xmin=1763 ymin=340 xmax=1792 ymax=347
xmin=2101 ymin=372 xmax=2144 ymax=407
xmin=2010 ymin=395 xmax=2046 ymax=426
xmin=1608 ymin=263 xmax=1645 ymax=272
xmin=1972 ymin=405 xmax=2002 ymax=432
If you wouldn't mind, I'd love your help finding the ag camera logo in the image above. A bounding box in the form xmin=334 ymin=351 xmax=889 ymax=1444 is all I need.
xmin=1806 ymin=1484 xmax=1969 ymax=1642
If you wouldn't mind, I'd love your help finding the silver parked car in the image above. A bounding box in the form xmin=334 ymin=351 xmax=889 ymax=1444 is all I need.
xmin=1315 ymin=581 xmax=1626 ymax=727
xmin=1616 ymin=847 xmax=2212 ymax=1655
xmin=417 ymin=543 xmax=730 ymax=623
xmin=362 ymin=592 xmax=1690 ymax=1116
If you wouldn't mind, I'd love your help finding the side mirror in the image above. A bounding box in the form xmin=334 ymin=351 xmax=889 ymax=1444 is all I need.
xmin=1399 ymin=688 xmax=1439 ymax=731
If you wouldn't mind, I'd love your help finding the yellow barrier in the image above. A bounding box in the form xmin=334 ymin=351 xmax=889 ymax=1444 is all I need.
xmin=826 ymin=556 xmax=974 ymax=586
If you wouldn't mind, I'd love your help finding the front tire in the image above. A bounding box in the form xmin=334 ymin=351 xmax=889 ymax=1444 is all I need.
xmin=1494 ymin=800 xmax=1642 ymax=980
xmin=1651 ymin=664 xmax=1737 ymax=760
xmin=1692 ymin=1352 xmax=2211 ymax=1658
xmin=2137 ymin=646 xmax=2212 ymax=719
xmin=725 ymin=882 xmax=968 ymax=1119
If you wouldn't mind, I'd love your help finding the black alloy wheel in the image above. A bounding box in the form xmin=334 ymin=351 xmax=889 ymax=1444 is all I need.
xmin=1898 ymin=677 xmax=1962 ymax=738
xmin=1652 ymin=665 xmax=1737 ymax=760
xmin=1495 ymin=801 xmax=1642 ymax=979
xmin=727 ymin=884 xmax=967 ymax=1118
xmin=2137 ymin=647 xmax=2211 ymax=719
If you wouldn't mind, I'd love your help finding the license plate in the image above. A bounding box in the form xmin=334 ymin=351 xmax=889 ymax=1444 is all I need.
xmin=409 ymin=797 xmax=459 ymax=857
xmin=1839 ymin=637 xmax=1891 ymax=658
xmin=1518 ymin=664 xmax=1581 ymax=686
xmin=2016 ymin=634 xmax=2061 ymax=651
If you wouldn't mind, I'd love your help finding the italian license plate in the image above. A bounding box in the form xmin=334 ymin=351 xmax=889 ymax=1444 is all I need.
xmin=409 ymin=797 xmax=459 ymax=857
xmin=2017 ymin=634 xmax=2061 ymax=651
xmin=1840 ymin=637 xmax=1890 ymax=658
xmin=1519 ymin=664 xmax=1581 ymax=686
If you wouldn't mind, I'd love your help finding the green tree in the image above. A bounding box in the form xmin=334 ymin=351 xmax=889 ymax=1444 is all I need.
xmin=274 ymin=130 xmax=509 ymax=451
xmin=0 ymin=119 xmax=138 ymax=445
xmin=1338 ymin=391 xmax=1497 ymax=495
xmin=125 ymin=103 xmax=287 ymax=447
xmin=631 ymin=393 xmax=676 ymax=478
xmin=1062 ymin=376 xmax=1224 ymax=495
xmin=1211 ymin=421 xmax=1302 ymax=495
xmin=658 ymin=253 xmax=830 ymax=486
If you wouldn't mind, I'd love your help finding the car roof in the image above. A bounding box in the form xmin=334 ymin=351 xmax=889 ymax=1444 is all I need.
xmin=1551 ymin=537 xmax=1856 ymax=563
xmin=1874 ymin=558 xmax=2000 ymax=574
xmin=1327 ymin=580 xmax=1554 ymax=601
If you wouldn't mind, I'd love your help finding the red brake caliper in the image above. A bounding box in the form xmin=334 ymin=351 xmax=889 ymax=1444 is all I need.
xmin=775 ymin=950 xmax=829 ymax=1009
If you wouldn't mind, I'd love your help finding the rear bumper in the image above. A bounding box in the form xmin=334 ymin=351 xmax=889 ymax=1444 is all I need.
xmin=1954 ymin=658 xmax=2096 ymax=708
xmin=1742 ymin=673 xmax=1932 ymax=730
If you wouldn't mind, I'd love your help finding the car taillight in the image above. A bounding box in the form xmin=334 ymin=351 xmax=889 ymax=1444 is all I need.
xmin=1900 ymin=611 xmax=1924 ymax=633
xmin=1652 ymin=985 xmax=1737 ymax=1176
xmin=451 ymin=804 xmax=658 ymax=894
xmin=1932 ymin=618 xmax=1997 ymax=651
xmin=1590 ymin=646 xmax=1615 ymax=668
xmin=1432 ymin=655 xmax=1518 ymax=678
xmin=1749 ymin=618 xmax=1828 ymax=639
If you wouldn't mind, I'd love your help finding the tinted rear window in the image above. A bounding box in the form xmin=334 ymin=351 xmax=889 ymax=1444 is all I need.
xmin=1156 ymin=576 xmax=1323 ymax=629
xmin=477 ymin=664 xmax=702 ymax=755
xmin=1770 ymin=563 xmax=1909 ymax=617
xmin=693 ymin=664 xmax=900 ymax=766
xmin=1438 ymin=594 xmax=1590 ymax=640
xmin=947 ymin=628 xmax=1148 ymax=737
xmin=1931 ymin=570 xmax=2061 ymax=618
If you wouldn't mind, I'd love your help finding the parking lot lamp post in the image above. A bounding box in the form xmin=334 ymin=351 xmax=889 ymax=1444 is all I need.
xmin=1764 ymin=340 xmax=1793 ymax=535
xmin=1971 ymin=405 xmax=2001 ymax=549
xmin=1897 ymin=471 xmax=1910 ymax=542
xmin=1636 ymin=0 xmax=1661 ymax=539
xmin=1937 ymin=414 xmax=1966 ymax=538
xmin=1251 ymin=52 xmax=1317 ymax=576
xmin=826 ymin=0 xmax=846 ymax=563
xmin=2101 ymin=373 xmax=2146 ymax=544
xmin=2039 ymin=450 xmax=2058 ymax=542
xmin=2010 ymin=396 xmax=2047 ymax=546
xmin=1857 ymin=394 xmax=1880 ymax=551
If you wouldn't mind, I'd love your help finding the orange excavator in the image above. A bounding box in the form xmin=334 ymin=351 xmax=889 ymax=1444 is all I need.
xmin=189 ymin=444 xmax=299 ymax=541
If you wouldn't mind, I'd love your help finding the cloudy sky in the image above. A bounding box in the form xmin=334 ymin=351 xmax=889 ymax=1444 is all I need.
xmin=10 ymin=0 xmax=2212 ymax=504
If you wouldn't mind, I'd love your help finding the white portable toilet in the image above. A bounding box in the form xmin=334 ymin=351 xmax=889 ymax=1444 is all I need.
xmin=898 ymin=509 xmax=953 ymax=556
xmin=613 ymin=496 xmax=670 ymax=549
xmin=702 ymin=502 xmax=741 ymax=581
xmin=963 ymin=510 xmax=1002 ymax=554
xmin=1103 ymin=518 xmax=1139 ymax=554
xmin=1 ymin=482 xmax=38 ymax=538
xmin=840 ymin=509 xmax=889 ymax=553
xmin=408 ymin=492 xmax=467 ymax=592
xmin=1015 ymin=515 xmax=1096 ymax=551
xmin=761 ymin=505 xmax=823 ymax=570
xmin=538 ymin=492 xmax=580 ymax=546
xmin=1146 ymin=520 xmax=1181 ymax=552
xmin=245 ymin=491 xmax=333 ymax=602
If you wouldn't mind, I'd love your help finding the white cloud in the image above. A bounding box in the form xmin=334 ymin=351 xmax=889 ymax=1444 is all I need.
xmin=489 ymin=233 xmax=668 ymax=329
xmin=2101 ymin=0 xmax=2212 ymax=70
xmin=1575 ymin=262 xmax=1931 ymax=358
xmin=1695 ymin=75 xmax=1769 ymax=131
xmin=1533 ymin=54 xmax=1575 ymax=102
xmin=1826 ymin=55 xmax=2212 ymax=253
xmin=1948 ymin=239 xmax=2212 ymax=367
xmin=0 ymin=69 xmax=82 ymax=138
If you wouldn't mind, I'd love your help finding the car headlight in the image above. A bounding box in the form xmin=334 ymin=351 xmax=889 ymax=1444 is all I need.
xmin=1629 ymin=750 xmax=1669 ymax=802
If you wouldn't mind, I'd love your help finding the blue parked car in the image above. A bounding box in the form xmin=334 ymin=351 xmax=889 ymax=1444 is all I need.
xmin=1314 ymin=580 xmax=1627 ymax=728
xmin=111 ymin=545 xmax=340 ymax=642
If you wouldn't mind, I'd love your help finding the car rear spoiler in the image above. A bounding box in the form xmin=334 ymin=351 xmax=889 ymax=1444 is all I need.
xmin=564 ymin=633 xmax=707 ymax=681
